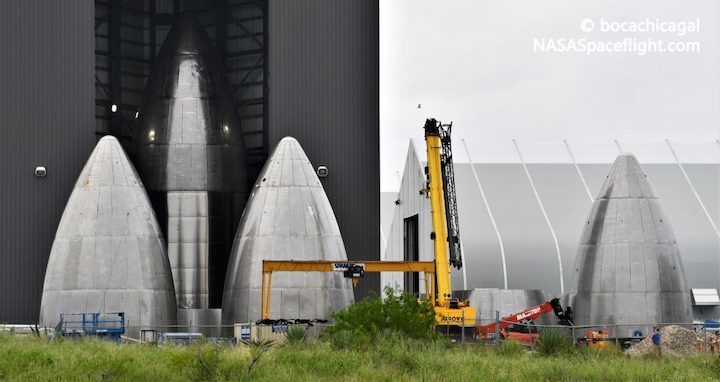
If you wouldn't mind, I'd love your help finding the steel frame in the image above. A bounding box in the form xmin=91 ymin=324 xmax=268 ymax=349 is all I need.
xmin=261 ymin=260 xmax=437 ymax=320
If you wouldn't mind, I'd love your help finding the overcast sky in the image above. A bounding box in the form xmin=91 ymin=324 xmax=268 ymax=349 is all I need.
xmin=380 ymin=0 xmax=720 ymax=191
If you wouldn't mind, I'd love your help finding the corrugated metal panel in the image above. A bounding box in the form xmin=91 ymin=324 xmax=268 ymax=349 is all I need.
xmin=0 ymin=0 xmax=95 ymax=323
xmin=268 ymin=0 xmax=380 ymax=298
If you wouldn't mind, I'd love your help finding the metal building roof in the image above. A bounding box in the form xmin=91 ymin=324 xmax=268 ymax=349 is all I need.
xmin=382 ymin=139 xmax=720 ymax=295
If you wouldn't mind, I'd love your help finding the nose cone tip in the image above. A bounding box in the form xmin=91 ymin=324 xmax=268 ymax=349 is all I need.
xmin=99 ymin=135 xmax=119 ymax=143
xmin=280 ymin=136 xmax=298 ymax=143
xmin=161 ymin=12 xmax=211 ymax=55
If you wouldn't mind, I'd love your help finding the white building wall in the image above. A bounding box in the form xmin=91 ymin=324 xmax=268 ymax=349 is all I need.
xmin=382 ymin=141 xmax=463 ymax=295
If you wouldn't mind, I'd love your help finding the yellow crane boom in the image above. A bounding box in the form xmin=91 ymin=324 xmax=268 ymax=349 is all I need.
xmin=423 ymin=118 xmax=475 ymax=329
xmin=424 ymin=122 xmax=453 ymax=304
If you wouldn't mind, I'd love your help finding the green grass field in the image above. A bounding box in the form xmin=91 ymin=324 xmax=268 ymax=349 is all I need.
xmin=1 ymin=333 xmax=719 ymax=381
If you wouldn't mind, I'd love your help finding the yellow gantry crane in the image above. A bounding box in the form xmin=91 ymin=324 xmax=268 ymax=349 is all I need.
xmin=260 ymin=260 xmax=437 ymax=321
xmin=258 ymin=118 xmax=474 ymax=333
xmin=422 ymin=118 xmax=476 ymax=331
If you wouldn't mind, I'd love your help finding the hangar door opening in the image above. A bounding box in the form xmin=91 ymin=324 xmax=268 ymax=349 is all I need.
xmin=403 ymin=214 xmax=419 ymax=294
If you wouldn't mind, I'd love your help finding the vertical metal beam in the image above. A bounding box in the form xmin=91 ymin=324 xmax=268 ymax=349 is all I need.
xmin=563 ymin=140 xmax=594 ymax=202
xmin=665 ymin=140 xmax=720 ymax=238
xmin=461 ymin=139 xmax=508 ymax=289
xmin=109 ymin=0 xmax=122 ymax=137
xmin=512 ymin=139 xmax=564 ymax=294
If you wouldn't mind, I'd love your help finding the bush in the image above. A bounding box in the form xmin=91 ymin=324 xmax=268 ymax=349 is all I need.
xmin=537 ymin=329 xmax=575 ymax=357
xmin=325 ymin=286 xmax=436 ymax=343
xmin=285 ymin=326 xmax=307 ymax=346
xmin=497 ymin=339 xmax=525 ymax=357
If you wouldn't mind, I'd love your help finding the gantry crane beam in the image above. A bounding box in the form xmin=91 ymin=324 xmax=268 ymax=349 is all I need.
xmin=261 ymin=260 xmax=436 ymax=320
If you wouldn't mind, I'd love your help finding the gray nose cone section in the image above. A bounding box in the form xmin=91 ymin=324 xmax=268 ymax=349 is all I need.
xmin=132 ymin=13 xmax=248 ymax=309
xmin=222 ymin=137 xmax=354 ymax=324
xmin=572 ymin=154 xmax=692 ymax=336
xmin=39 ymin=136 xmax=177 ymax=338
xmin=133 ymin=13 xmax=247 ymax=190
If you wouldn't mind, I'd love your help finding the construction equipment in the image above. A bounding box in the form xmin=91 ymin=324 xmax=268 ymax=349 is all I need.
xmin=476 ymin=298 xmax=573 ymax=346
xmin=258 ymin=118 xmax=476 ymax=334
xmin=422 ymin=118 xmax=476 ymax=332
xmin=57 ymin=312 xmax=126 ymax=341
xmin=260 ymin=261 xmax=437 ymax=320
xmin=584 ymin=330 xmax=610 ymax=349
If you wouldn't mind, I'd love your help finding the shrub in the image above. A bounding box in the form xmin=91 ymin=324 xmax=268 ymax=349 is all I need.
xmin=285 ymin=326 xmax=307 ymax=345
xmin=325 ymin=286 xmax=436 ymax=342
xmin=537 ymin=329 xmax=575 ymax=357
xmin=242 ymin=338 xmax=276 ymax=378
xmin=497 ymin=339 xmax=524 ymax=357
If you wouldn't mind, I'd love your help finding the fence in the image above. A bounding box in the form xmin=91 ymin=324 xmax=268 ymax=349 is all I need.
xmin=4 ymin=316 xmax=719 ymax=352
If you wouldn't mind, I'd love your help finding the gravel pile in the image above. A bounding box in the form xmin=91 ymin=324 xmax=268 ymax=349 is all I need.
xmin=626 ymin=325 xmax=700 ymax=357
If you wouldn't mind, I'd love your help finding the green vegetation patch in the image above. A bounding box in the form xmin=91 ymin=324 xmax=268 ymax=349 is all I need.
xmin=0 ymin=334 xmax=719 ymax=381
xmin=323 ymin=286 xmax=437 ymax=348
xmin=1 ymin=297 xmax=717 ymax=381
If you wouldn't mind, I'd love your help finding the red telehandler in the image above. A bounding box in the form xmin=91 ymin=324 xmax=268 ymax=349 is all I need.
xmin=476 ymin=298 xmax=573 ymax=346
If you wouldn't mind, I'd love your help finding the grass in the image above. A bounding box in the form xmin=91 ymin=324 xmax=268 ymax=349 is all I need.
xmin=284 ymin=326 xmax=307 ymax=345
xmin=1 ymin=333 xmax=720 ymax=381
xmin=536 ymin=329 xmax=575 ymax=357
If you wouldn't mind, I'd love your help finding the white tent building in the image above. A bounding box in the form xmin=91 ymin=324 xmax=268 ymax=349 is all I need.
xmin=381 ymin=139 xmax=720 ymax=319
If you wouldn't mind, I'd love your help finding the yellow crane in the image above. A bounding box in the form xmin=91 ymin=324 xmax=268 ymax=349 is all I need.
xmin=422 ymin=118 xmax=475 ymax=332
xmin=258 ymin=118 xmax=475 ymax=333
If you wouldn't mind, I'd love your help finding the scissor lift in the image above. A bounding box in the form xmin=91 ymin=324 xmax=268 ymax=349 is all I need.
xmin=58 ymin=312 xmax=125 ymax=341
